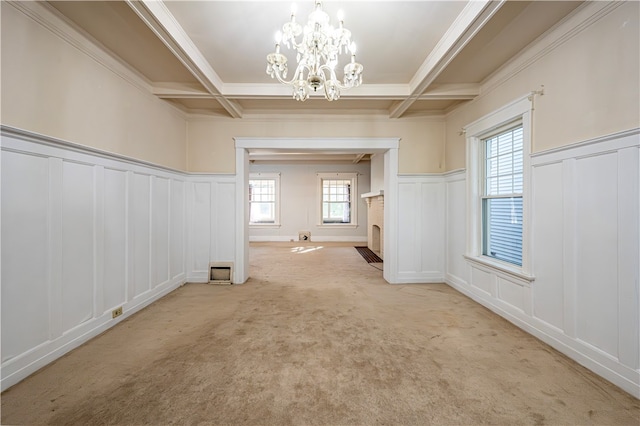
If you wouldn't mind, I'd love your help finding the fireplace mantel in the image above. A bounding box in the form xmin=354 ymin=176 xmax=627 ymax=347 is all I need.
xmin=361 ymin=190 xmax=384 ymax=199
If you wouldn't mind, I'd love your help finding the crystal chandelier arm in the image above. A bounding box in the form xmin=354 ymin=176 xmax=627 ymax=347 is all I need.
xmin=266 ymin=0 xmax=363 ymax=101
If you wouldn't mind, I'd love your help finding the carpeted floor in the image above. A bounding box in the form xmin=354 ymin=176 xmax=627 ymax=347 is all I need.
xmin=1 ymin=242 xmax=638 ymax=425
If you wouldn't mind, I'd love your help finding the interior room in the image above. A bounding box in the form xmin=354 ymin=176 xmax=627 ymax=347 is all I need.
xmin=1 ymin=0 xmax=639 ymax=422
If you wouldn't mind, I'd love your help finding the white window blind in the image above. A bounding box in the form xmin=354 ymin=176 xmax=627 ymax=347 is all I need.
xmin=482 ymin=125 xmax=523 ymax=266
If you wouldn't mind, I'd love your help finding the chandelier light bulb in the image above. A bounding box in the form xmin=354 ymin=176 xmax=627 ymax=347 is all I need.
xmin=265 ymin=0 xmax=363 ymax=101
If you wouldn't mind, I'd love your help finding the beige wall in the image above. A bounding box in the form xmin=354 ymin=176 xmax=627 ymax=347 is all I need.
xmin=445 ymin=1 xmax=640 ymax=171
xmin=5 ymin=2 xmax=635 ymax=175
xmin=1 ymin=3 xmax=188 ymax=170
xmin=187 ymin=116 xmax=445 ymax=174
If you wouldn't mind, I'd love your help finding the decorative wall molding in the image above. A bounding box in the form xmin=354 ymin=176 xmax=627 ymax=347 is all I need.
xmin=530 ymin=127 xmax=640 ymax=164
xmin=480 ymin=1 xmax=624 ymax=97
xmin=3 ymin=126 xmax=638 ymax=398
xmin=1 ymin=126 xmax=184 ymax=175
xmin=0 ymin=127 xmax=229 ymax=391
xmin=395 ymin=174 xmax=446 ymax=284
xmin=446 ymin=131 xmax=640 ymax=398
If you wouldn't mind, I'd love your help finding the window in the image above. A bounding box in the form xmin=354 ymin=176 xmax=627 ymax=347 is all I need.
xmin=464 ymin=95 xmax=533 ymax=280
xmin=318 ymin=173 xmax=358 ymax=226
xmin=249 ymin=173 xmax=280 ymax=226
xmin=482 ymin=125 xmax=523 ymax=266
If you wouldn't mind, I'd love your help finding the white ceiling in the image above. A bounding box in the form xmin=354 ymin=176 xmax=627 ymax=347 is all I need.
xmin=48 ymin=0 xmax=583 ymax=120
xmin=45 ymin=1 xmax=582 ymax=163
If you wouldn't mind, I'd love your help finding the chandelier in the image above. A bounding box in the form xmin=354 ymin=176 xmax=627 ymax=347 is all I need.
xmin=266 ymin=1 xmax=363 ymax=101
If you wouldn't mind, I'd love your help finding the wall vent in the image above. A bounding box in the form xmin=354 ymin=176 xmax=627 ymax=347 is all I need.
xmin=299 ymin=231 xmax=311 ymax=241
xmin=208 ymin=262 xmax=233 ymax=285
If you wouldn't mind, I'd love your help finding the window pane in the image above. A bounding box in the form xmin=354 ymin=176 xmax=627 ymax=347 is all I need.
xmin=484 ymin=126 xmax=523 ymax=196
xmin=322 ymin=178 xmax=352 ymax=224
xmin=483 ymin=197 xmax=522 ymax=266
xmin=250 ymin=202 xmax=275 ymax=223
xmin=249 ymin=178 xmax=277 ymax=224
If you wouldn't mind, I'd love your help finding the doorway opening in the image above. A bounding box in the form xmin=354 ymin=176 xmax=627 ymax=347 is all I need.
xmin=235 ymin=138 xmax=399 ymax=284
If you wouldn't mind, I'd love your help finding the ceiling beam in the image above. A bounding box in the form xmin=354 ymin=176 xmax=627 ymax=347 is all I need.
xmin=125 ymin=0 xmax=243 ymax=118
xmin=222 ymin=83 xmax=411 ymax=100
xmin=152 ymin=82 xmax=212 ymax=98
xmin=389 ymin=0 xmax=505 ymax=119
xmin=418 ymin=83 xmax=480 ymax=100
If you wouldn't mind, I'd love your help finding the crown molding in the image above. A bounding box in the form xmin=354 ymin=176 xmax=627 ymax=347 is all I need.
xmin=480 ymin=1 xmax=624 ymax=97
xmin=187 ymin=111 xmax=445 ymax=123
xmin=444 ymin=1 xmax=625 ymax=121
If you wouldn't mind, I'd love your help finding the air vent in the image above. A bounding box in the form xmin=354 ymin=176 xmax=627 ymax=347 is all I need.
xmin=208 ymin=262 xmax=233 ymax=285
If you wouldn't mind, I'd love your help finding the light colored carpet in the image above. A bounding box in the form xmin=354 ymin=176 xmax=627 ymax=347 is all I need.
xmin=2 ymin=242 xmax=638 ymax=425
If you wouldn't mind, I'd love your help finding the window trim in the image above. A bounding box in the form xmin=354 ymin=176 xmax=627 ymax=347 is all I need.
xmin=249 ymin=172 xmax=281 ymax=228
xmin=464 ymin=95 xmax=534 ymax=280
xmin=317 ymin=172 xmax=358 ymax=228
xmin=481 ymin=124 xmax=524 ymax=266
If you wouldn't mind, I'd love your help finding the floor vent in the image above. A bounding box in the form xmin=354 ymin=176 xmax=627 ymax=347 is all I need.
xmin=208 ymin=262 xmax=233 ymax=285
xmin=299 ymin=231 xmax=311 ymax=241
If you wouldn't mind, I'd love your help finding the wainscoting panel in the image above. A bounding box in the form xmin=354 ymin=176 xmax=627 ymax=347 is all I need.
xmin=470 ymin=264 xmax=493 ymax=296
xmin=1 ymin=150 xmax=50 ymax=362
xmin=212 ymin=181 xmax=237 ymax=263
xmin=103 ymin=168 xmax=127 ymax=312
xmin=61 ymin=160 xmax=95 ymax=334
xmin=170 ymin=180 xmax=186 ymax=281
xmin=444 ymin=171 xmax=467 ymax=286
xmin=446 ymin=129 xmax=640 ymax=397
xmin=186 ymin=177 xmax=237 ymax=283
xmin=0 ymin=128 xmax=190 ymax=391
xmin=132 ymin=173 xmax=151 ymax=299
xmin=152 ymin=177 xmax=170 ymax=288
xmin=531 ymin=161 xmax=564 ymax=330
xmin=396 ymin=175 xmax=445 ymax=283
xmin=397 ymin=181 xmax=417 ymax=275
xmin=575 ymin=152 xmax=620 ymax=358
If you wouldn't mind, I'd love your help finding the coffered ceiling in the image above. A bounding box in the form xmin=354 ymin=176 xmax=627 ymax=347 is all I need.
xmin=47 ymin=0 xmax=583 ymax=119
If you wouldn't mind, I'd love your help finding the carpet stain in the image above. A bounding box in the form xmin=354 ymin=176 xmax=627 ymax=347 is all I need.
xmin=2 ymin=242 xmax=639 ymax=425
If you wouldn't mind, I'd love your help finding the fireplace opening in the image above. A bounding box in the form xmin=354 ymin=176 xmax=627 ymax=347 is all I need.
xmin=372 ymin=225 xmax=381 ymax=254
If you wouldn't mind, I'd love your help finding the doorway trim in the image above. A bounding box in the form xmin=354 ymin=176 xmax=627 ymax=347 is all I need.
xmin=234 ymin=137 xmax=400 ymax=283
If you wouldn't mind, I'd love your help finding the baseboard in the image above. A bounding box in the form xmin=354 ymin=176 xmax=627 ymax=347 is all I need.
xmin=393 ymin=271 xmax=445 ymax=284
xmin=0 ymin=278 xmax=185 ymax=392
xmin=249 ymin=235 xmax=368 ymax=243
xmin=445 ymin=277 xmax=640 ymax=399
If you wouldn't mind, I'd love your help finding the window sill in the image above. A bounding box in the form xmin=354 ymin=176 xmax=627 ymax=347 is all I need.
xmin=464 ymin=255 xmax=535 ymax=283
xmin=318 ymin=223 xmax=358 ymax=229
xmin=249 ymin=224 xmax=281 ymax=229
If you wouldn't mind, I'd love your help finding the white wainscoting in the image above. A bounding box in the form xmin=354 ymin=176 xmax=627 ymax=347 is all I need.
xmin=0 ymin=128 xmax=235 ymax=391
xmin=186 ymin=176 xmax=236 ymax=283
xmin=445 ymin=130 xmax=640 ymax=397
xmin=396 ymin=175 xmax=445 ymax=283
xmin=444 ymin=170 xmax=468 ymax=288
